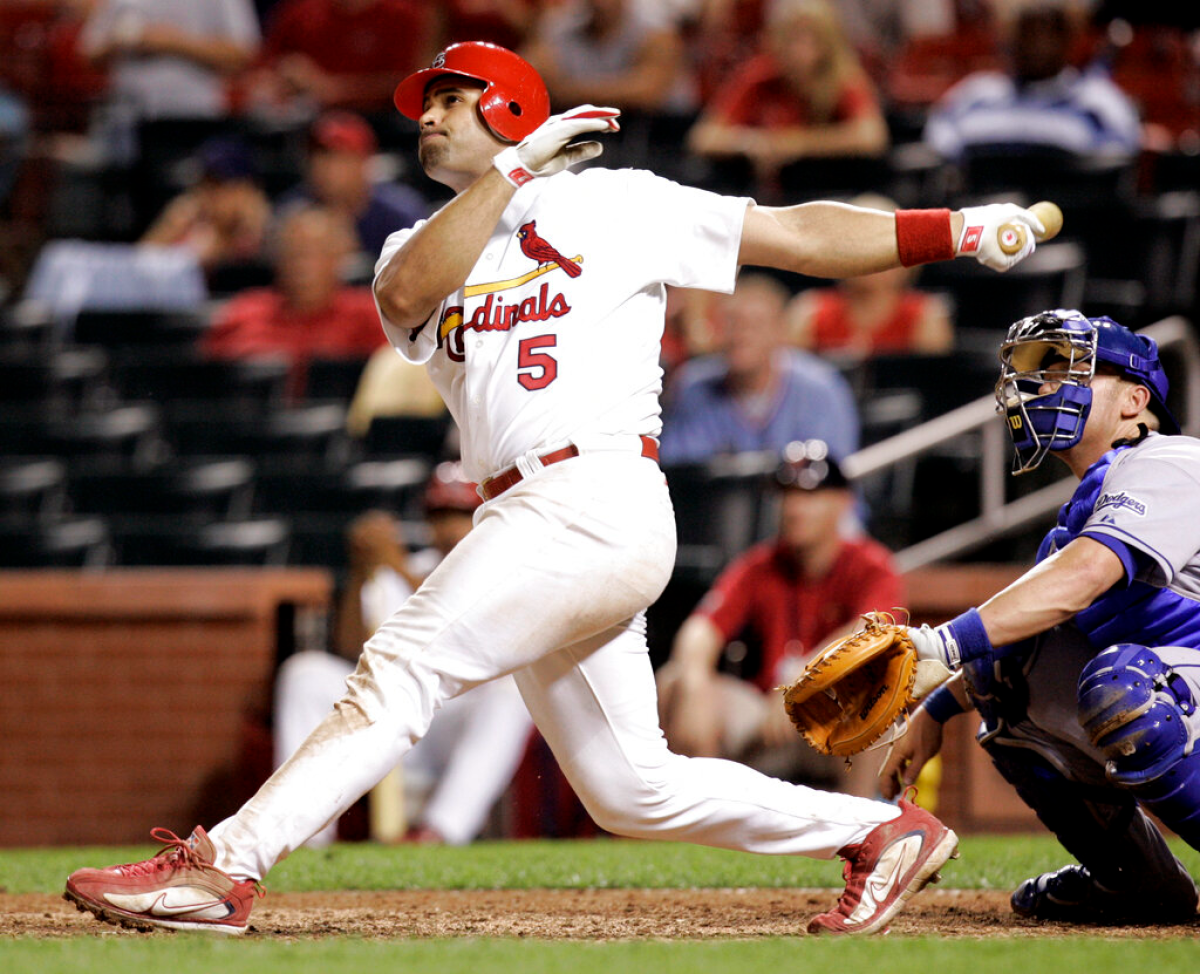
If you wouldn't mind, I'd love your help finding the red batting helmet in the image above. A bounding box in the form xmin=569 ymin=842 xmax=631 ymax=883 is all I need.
xmin=423 ymin=461 xmax=482 ymax=514
xmin=393 ymin=41 xmax=550 ymax=143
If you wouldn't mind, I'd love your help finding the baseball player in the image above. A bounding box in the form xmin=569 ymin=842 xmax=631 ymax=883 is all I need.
xmin=65 ymin=41 xmax=1048 ymax=937
xmin=881 ymin=309 xmax=1200 ymax=924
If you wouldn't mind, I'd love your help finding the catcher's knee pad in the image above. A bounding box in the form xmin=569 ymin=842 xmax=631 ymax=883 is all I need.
xmin=1077 ymin=643 xmax=1196 ymax=785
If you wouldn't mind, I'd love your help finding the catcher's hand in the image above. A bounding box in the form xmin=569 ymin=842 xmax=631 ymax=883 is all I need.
xmin=779 ymin=613 xmax=952 ymax=758
xmin=493 ymin=105 xmax=621 ymax=187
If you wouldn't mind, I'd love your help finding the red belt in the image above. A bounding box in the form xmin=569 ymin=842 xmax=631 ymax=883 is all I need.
xmin=479 ymin=435 xmax=659 ymax=501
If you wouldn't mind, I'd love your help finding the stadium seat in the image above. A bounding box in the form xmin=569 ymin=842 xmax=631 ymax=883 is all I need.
xmin=0 ymin=516 xmax=112 ymax=568
xmin=68 ymin=457 xmax=256 ymax=520
xmin=112 ymin=516 xmax=291 ymax=567
xmin=362 ymin=414 xmax=452 ymax=461
xmin=0 ymin=457 xmax=68 ymax=521
xmin=167 ymin=402 xmax=352 ymax=465
xmin=71 ymin=308 xmax=210 ymax=352
xmin=109 ymin=351 xmax=290 ymax=408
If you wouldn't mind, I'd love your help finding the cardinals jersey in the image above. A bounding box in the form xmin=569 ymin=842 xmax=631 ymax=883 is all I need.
xmin=375 ymin=168 xmax=750 ymax=482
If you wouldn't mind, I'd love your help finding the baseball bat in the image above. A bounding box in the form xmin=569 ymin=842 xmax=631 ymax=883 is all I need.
xmin=998 ymin=201 xmax=1063 ymax=255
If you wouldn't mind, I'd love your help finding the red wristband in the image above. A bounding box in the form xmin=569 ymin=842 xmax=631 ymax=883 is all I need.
xmin=895 ymin=208 xmax=954 ymax=267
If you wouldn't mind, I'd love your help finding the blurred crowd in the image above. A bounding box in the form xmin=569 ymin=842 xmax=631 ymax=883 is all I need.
xmin=3 ymin=0 xmax=1200 ymax=829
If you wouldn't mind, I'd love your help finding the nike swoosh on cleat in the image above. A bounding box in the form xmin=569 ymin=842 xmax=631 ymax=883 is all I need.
xmin=105 ymin=889 xmax=234 ymax=919
xmin=846 ymin=834 xmax=923 ymax=926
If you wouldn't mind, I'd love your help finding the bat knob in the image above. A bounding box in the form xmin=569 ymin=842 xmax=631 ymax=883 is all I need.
xmin=998 ymin=200 xmax=1063 ymax=255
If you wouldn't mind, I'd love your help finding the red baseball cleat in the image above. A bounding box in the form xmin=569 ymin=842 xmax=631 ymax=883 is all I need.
xmin=807 ymin=790 xmax=958 ymax=935
xmin=64 ymin=826 xmax=262 ymax=935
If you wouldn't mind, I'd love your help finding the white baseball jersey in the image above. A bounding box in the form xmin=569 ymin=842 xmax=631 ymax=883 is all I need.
xmin=374 ymin=168 xmax=750 ymax=482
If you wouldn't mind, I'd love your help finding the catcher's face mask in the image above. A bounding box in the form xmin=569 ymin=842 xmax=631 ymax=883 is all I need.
xmin=995 ymin=310 xmax=1098 ymax=474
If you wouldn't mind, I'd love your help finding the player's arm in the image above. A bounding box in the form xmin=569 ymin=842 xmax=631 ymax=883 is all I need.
xmin=738 ymin=201 xmax=963 ymax=277
xmin=879 ymin=673 xmax=971 ymax=800
xmin=374 ymin=170 xmax=517 ymax=331
xmin=738 ymin=198 xmax=1047 ymax=276
xmin=911 ymin=536 xmax=1127 ymax=672
xmin=976 ymin=536 xmax=1126 ymax=647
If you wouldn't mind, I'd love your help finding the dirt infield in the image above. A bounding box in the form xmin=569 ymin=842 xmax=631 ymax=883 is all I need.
xmin=6 ymin=889 xmax=1199 ymax=939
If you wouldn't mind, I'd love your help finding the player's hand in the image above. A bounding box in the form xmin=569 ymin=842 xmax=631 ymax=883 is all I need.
xmin=879 ymin=705 xmax=944 ymax=801
xmin=759 ymin=699 xmax=799 ymax=750
xmin=346 ymin=510 xmax=407 ymax=574
xmin=665 ymin=679 xmax=723 ymax=757
xmin=493 ymin=105 xmax=621 ymax=187
xmin=956 ymin=202 xmax=1045 ymax=271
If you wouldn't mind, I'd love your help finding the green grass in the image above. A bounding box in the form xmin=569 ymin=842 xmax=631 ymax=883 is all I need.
xmin=2 ymin=935 xmax=1197 ymax=974
xmin=4 ymin=834 xmax=1200 ymax=895
xmin=5 ymin=836 xmax=1200 ymax=974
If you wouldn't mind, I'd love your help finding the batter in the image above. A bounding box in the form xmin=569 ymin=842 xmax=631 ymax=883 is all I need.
xmin=65 ymin=41 xmax=1048 ymax=937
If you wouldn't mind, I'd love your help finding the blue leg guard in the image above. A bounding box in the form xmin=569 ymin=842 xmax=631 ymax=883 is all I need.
xmin=982 ymin=741 xmax=1181 ymax=894
xmin=1079 ymin=643 xmax=1200 ymax=851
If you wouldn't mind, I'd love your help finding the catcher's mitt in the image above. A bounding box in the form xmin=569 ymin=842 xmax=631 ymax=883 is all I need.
xmin=780 ymin=612 xmax=919 ymax=758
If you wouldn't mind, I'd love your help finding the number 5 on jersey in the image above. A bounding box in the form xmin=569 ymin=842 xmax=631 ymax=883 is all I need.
xmin=518 ymin=335 xmax=558 ymax=390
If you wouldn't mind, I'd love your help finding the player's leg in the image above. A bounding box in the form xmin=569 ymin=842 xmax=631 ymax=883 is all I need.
xmin=983 ymin=740 xmax=1197 ymax=921
xmin=514 ymin=617 xmax=958 ymax=933
xmin=418 ymin=676 xmax=533 ymax=844
xmin=1079 ymin=644 xmax=1200 ymax=850
xmin=272 ymin=651 xmax=356 ymax=848
xmin=206 ymin=452 xmax=679 ymax=879
xmin=966 ymin=632 xmax=1197 ymax=921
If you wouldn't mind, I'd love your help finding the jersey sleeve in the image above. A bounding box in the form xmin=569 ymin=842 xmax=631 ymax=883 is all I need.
xmin=615 ymin=170 xmax=750 ymax=295
xmin=372 ymin=222 xmax=439 ymax=365
xmin=1081 ymin=438 xmax=1200 ymax=587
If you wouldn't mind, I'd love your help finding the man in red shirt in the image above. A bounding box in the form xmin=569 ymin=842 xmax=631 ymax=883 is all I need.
xmin=657 ymin=440 xmax=902 ymax=795
xmin=202 ymin=204 xmax=385 ymax=399
xmin=252 ymin=0 xmax=436 ymax=113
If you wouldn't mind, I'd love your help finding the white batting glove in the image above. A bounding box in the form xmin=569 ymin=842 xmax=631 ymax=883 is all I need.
xmin=493 ymin=105 xmax=621 ymax=188
xmin=956 ymin=203 xmax=1045 ymax=271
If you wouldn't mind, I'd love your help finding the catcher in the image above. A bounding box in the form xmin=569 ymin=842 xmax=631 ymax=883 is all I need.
xmin=793 ymin=310 xmax=1200 ymax=925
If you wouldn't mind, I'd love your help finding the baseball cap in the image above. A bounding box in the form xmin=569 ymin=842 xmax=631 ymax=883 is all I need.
xmin=309 ymin=111 xmax=377 ymax=155
xmin=773 ymin=440 xmax=849 ymax=491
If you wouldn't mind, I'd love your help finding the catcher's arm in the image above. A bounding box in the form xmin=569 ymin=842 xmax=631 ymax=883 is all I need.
xmin=879 ymin=674 xmax=970 ymax=800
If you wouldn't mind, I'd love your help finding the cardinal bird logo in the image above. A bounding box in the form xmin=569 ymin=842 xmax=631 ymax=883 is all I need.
xmin=517 ymin=221 xmax=582 ymax=278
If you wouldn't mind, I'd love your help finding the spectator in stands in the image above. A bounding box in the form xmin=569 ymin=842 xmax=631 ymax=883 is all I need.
xmin=521 ymin=0 xmax=695 ymax=116
xmin=686 ymin=0 xmax=888 ymax=194
xmin=657 ymin=442 xmax=903 ymax=796
xmin=275 ymin=462 xmax=533 ymax=846
xmin=248 ymin=0 xmax=436 ymax=116
xmin=659 ymin=273 xmax=860 ymax=465
xmin=784 ymin=193 xmax=954 ymax=358
xmin=432 ymin=0 xmax=541 ymax=51
xmin=201 ymin=204 xmax=384 ymax=399
xmin=79 ymin=0 xmax=260 ymax=162
xmin=140 ymin=134 xmax=271 ymax=276
xmin=344 ymin=345 xmax=447 ymax=438
xmin=276 ymin=110 xmax=429 ymax=262
xmin=923 ymin=0 xmax=1141 ymax=163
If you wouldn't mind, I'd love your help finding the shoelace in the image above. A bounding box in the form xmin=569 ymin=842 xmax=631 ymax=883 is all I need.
xmin=116 ymin=828 xmax=206 ymax=877
xmin=115 ymin=828 xmax=268 ymax=898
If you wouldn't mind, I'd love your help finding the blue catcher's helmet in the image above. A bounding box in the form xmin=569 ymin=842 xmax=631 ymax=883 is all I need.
xmin=995 ymin=309 xmax=1180 ymax=473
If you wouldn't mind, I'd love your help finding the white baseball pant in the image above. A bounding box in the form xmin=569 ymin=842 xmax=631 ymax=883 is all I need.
xmin=274 ymin=652 xmax=533 ymax=846
xmin=210 ymin=450 xmax=898 ymax=880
